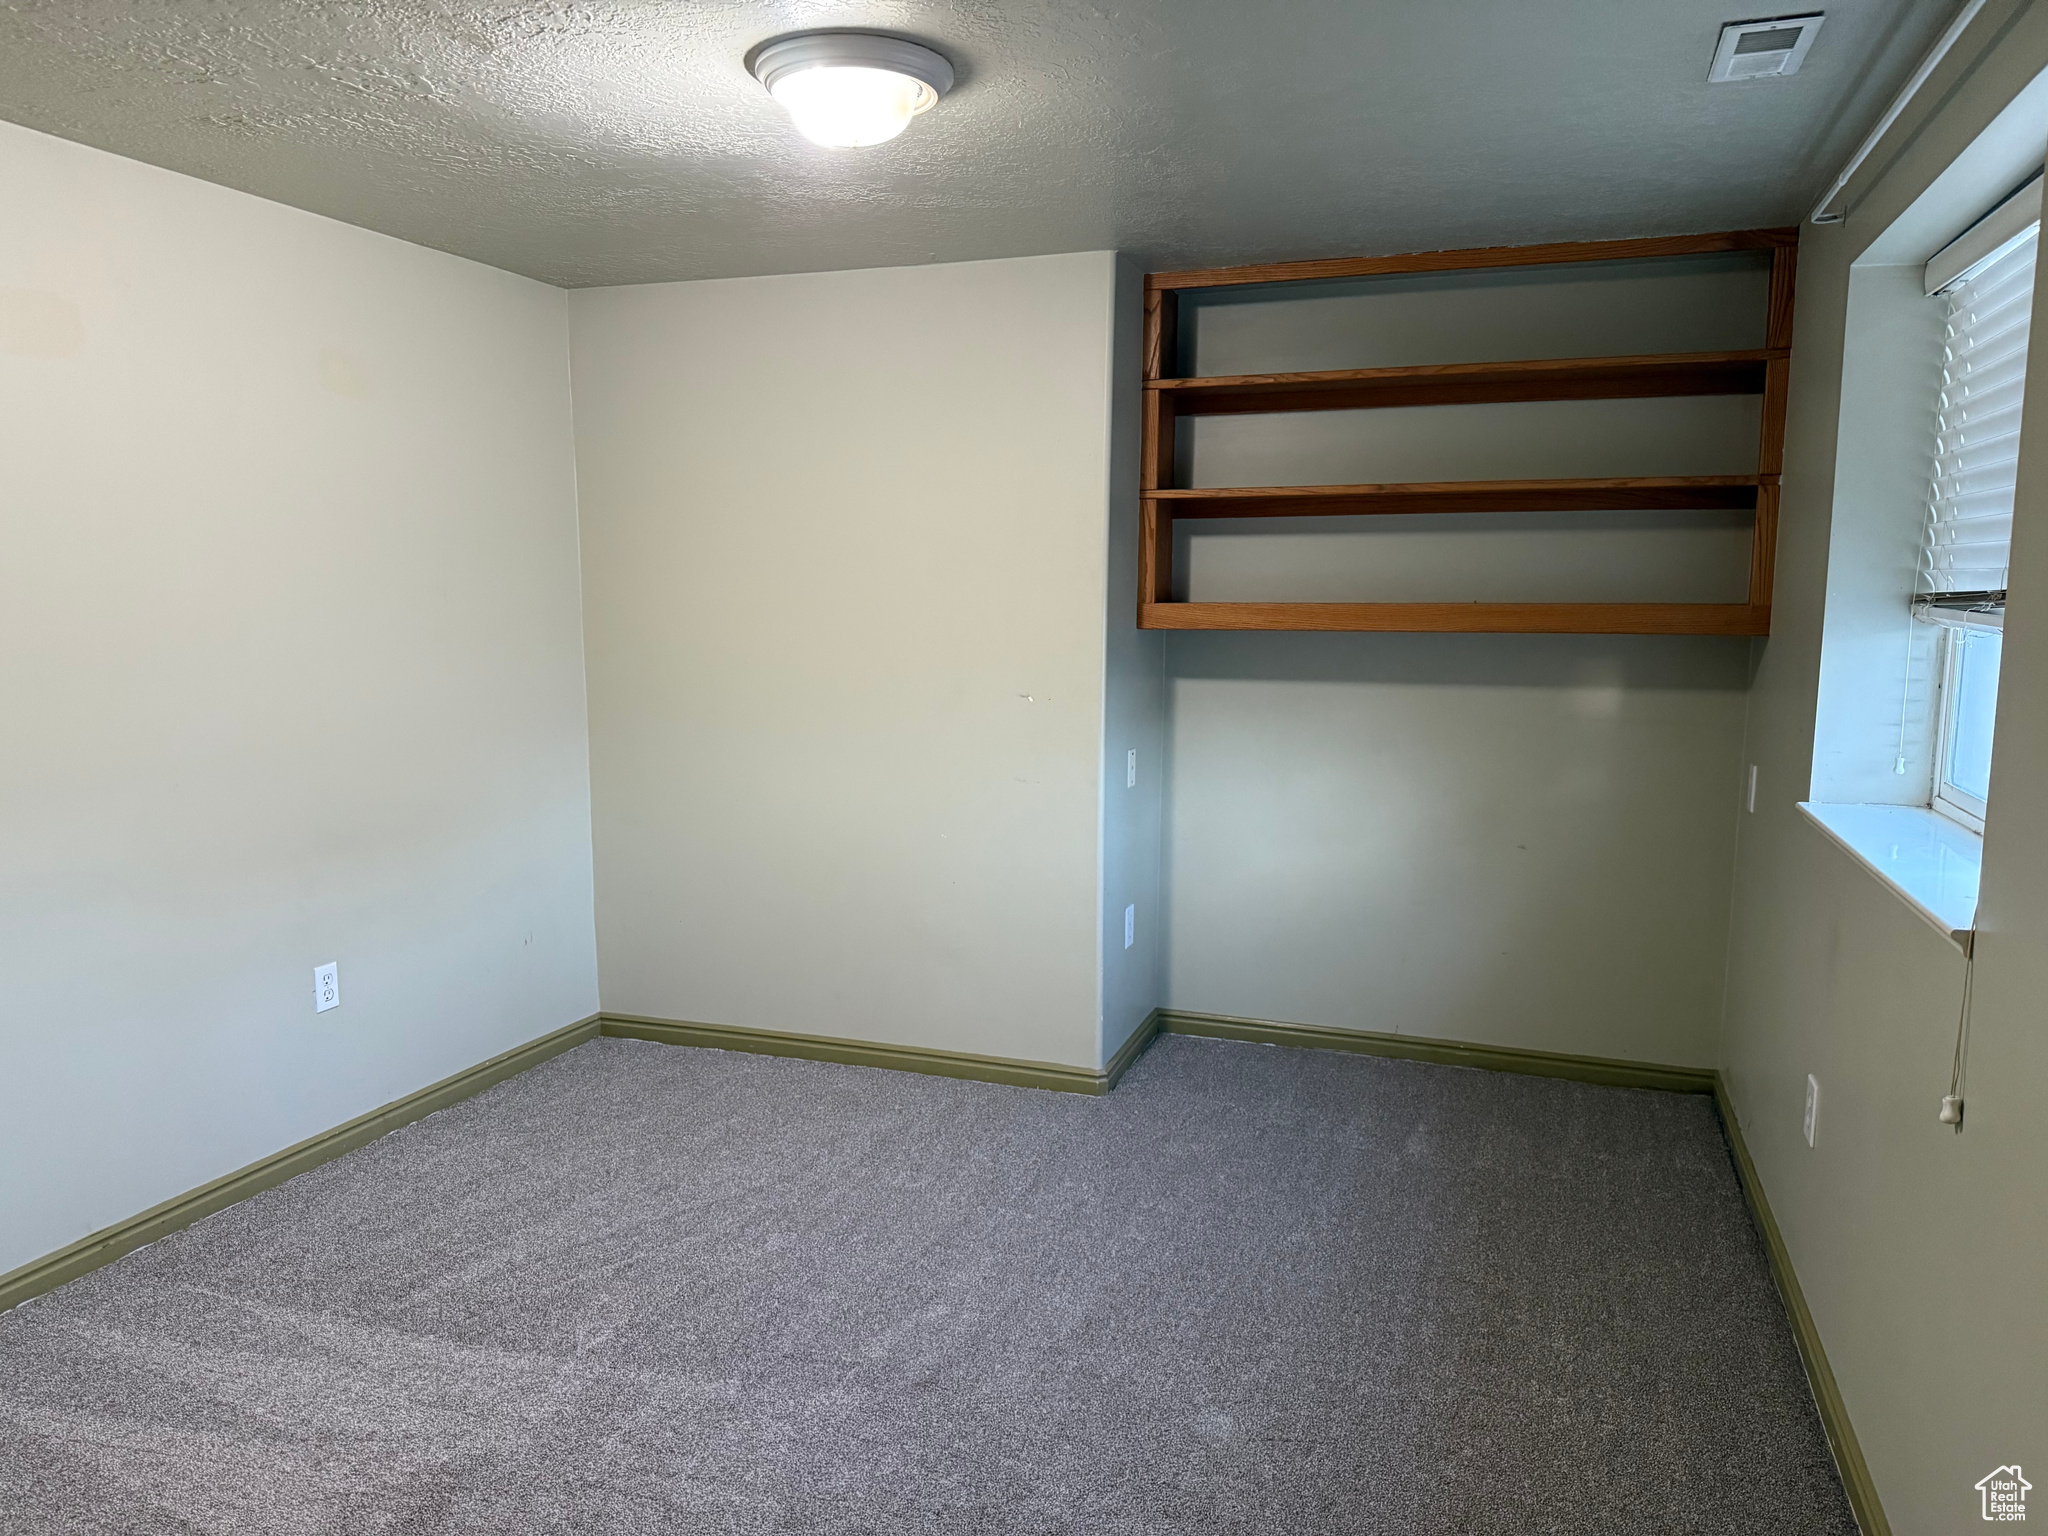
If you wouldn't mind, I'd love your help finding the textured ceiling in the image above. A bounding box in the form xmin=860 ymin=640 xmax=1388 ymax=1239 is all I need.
xmin=0 ymin=0 xmax=1955 ymax=287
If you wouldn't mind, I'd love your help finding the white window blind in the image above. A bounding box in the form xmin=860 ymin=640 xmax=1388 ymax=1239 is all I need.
xmin=1919 ymin=206 xmax=2039 ymax=612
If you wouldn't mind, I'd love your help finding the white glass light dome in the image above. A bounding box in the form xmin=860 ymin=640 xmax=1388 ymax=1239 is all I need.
xmin=750 ymin=34 xmax=954 ymax=149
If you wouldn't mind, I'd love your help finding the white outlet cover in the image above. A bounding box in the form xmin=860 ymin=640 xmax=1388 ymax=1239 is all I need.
xmin=1124 ymin=904 xmax=1135 ymax=949
xmin=315 ymin=962 xmax=340 ymax=1013
xmin=1803 ymin=1073 xmax=1819 ymax=1147
xmin=1126 ymin=749 xmax=1137 ymax=789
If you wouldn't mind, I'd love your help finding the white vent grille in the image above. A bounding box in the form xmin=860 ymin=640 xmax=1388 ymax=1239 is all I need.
xmin=1709 ymin=15 xmax=1824 ymax=82
xmin=1921 ymin=226 xmax=2038 ymax=600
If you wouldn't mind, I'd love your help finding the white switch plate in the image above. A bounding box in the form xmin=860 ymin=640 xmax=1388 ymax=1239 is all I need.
xmin=1803 ymin=1073 xmax=1819 ymax=1147
xmin=1746 ymin=764 xmax=1758 ymax=813
xmin=1126 ymin=749 xmax=1137 ymax=789
xmin=314 ymin=962 xmax=340 ymax=1013
xmin=1123 ymin=904 xmax=1135 ymax=949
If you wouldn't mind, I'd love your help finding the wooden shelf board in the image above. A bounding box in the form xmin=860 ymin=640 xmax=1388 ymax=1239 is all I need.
xmin=1148 ymin=476 xmax=1764 ymax=520
xmin=1139 ymin=602 xmax=1771 ymax=635
xmin=1149 ymin=350 xmax=1780 ymax=415
xmin=1149 ymin=229 xmax=1797 ymax=293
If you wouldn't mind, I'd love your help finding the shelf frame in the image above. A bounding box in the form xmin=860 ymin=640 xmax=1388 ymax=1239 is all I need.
xmin=1137 ymin=602 xmax=1773 ymax=635
xmin=1138 ymin=228 xmax=1799 ymax=634
xmin=1149 ymin=349 xmax=1781 ymax=416
xmin=1151 ymin=475 xmax=1765 ymax=520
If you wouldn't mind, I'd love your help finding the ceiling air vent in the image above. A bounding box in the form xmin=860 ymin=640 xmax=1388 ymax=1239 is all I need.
xmin=1709 ymin=14 xmax=1824 ymax=81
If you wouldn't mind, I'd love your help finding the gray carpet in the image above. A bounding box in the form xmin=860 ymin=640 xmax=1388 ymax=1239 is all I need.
xmin=0 ymin=1034 xmax=1854 ymax=1534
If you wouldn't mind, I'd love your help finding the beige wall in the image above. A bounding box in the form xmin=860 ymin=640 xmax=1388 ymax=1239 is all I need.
xmin=1164 ymin=636 xmax=1749 ymax=1064
xmin=0 ymin=122 xmax=599 ymax=1278
xmin=1161 ymin=262 xmax=1761 ymax=1066
xmin=1722 ymin=12 xmax=2048 ymax=1529
xmin=569 ymin=252 xmax=1150 ymax=1071
xmin=1099 ymin=257 xmax=1167 ymax=1064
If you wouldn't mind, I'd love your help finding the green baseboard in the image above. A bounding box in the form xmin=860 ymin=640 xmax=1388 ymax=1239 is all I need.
xmin=1711 ymin=1081 xmax=1890 ymax=1536
xmin=1156 ymin=1008 xmax=1718 ymax=1094
xmin=0 ymin=1014 xmax=602 ymax=1317
xmin=1100 ymin=1009 xmax=1163 ymax=1089
xmin=597 ymin=1012 xmax=1154 ymax=1096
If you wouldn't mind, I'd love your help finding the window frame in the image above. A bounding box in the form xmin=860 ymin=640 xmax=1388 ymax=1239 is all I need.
xmin=1930 ymin=624 xmax=1994 ymax=833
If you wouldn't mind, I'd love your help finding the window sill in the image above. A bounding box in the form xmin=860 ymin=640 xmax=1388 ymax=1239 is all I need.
xmin=1796 ymin=802 xmax=1980 ymax=952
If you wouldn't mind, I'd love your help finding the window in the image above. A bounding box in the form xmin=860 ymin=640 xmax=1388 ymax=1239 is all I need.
xmin=1931 ymin=626 xmax=2001 ymax=831
xmin=1915 ymin=177 xmax=2036 ymax=831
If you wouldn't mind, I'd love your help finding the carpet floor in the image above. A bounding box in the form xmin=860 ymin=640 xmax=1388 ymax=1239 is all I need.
xmin=0 ymin=1034 xmax=1854 ymax=1534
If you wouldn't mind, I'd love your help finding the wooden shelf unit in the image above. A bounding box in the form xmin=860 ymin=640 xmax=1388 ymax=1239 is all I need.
xmin=1138 ymin=229 xmax=1798 ymax=635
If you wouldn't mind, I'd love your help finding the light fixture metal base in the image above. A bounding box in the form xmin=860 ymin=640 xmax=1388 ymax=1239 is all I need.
xmin=750 ymin=33 xmax=954 ymax=99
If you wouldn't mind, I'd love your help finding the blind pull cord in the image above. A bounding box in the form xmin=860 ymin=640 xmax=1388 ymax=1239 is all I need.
xmin=1940 ymin=934 xmax=1975 ymax=1130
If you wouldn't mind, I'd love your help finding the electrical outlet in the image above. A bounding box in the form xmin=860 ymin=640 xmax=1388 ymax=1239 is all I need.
xmin=1124 ymin=904 xmax=1135 ymax=949
xmin=1746 ymin=764 xmax=1758 ymax=813
xmin=1126 ymin=749 xmax=1137 ymax=789
xmin=1803 ymin=1074 xmax=1819 ymax=1147
xmin=314 ymin=962 xmax=340 ymax=1014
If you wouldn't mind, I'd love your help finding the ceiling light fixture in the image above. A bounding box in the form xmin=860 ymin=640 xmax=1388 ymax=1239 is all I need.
xmin=750 ymin=33 xmax=954 ymax=149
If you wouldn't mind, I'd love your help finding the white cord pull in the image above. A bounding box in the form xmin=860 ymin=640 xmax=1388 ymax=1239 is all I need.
xmin=1944 ymin=941 xmax=1975 ymax=1134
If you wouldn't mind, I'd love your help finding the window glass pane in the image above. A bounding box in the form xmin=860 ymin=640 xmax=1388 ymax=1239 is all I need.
xmin=1945 ymin=629 xmax=2003 ymax=802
